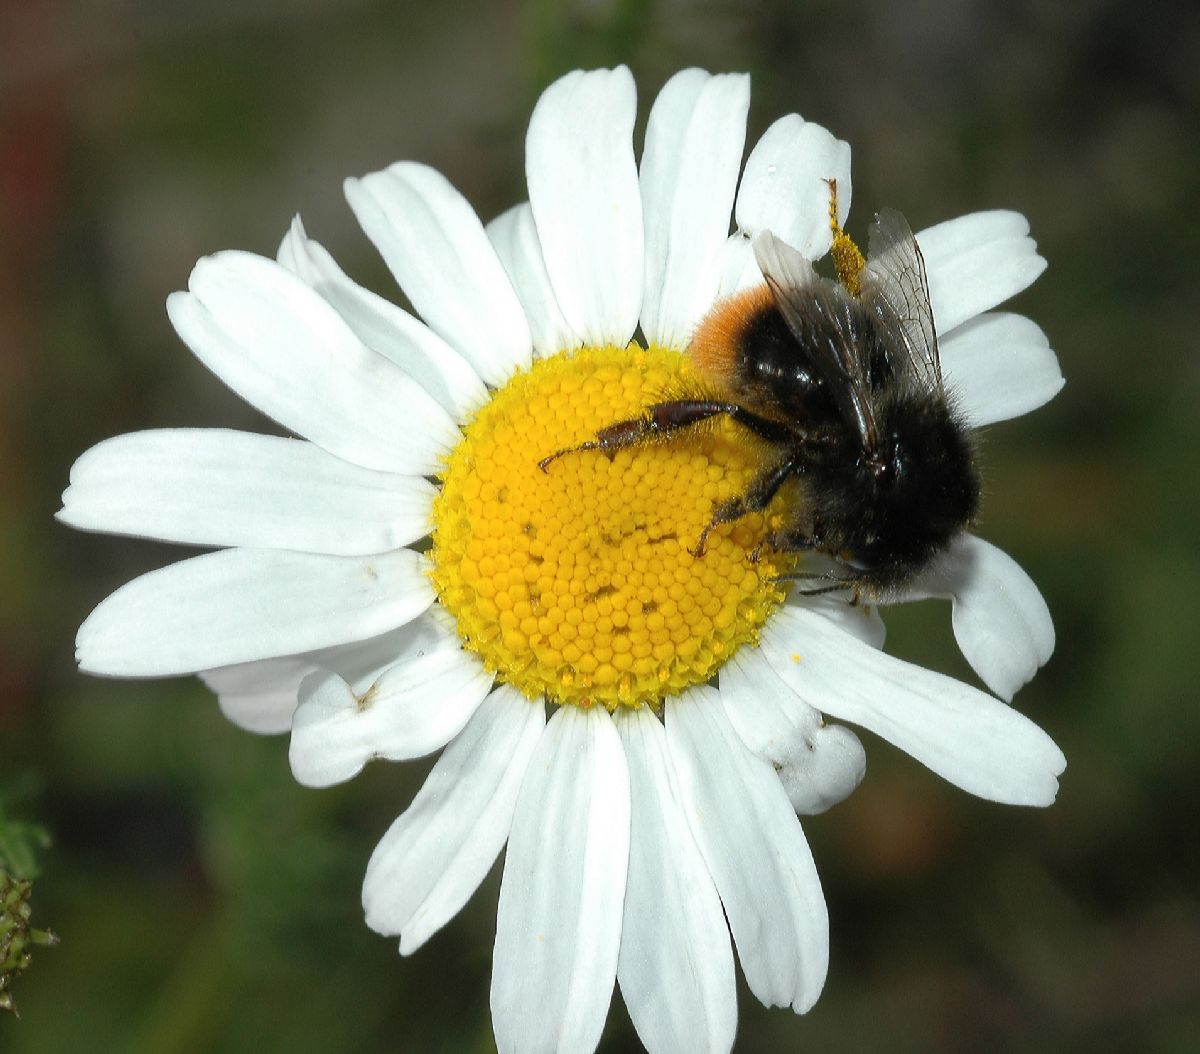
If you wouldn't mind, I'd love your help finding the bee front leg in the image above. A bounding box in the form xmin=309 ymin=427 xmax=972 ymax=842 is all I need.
xmin=759 ymin=524 xmax=821 ymax=556
xmin=692 ymin=454 xmax=802 ymax=557
xmin=764 ymin=525 xmax=864 ymax=597
xmin=749 ymin=526 xmax=817 ymax=564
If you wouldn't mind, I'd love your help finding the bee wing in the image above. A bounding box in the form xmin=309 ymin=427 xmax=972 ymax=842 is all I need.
xmin=753 ymin=230 xmax=880 ymax=448
xmin=859 ymin=207 xmax=943 ymax=391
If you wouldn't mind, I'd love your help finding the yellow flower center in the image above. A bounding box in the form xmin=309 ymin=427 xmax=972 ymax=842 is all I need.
xmin=429 ymin=344 xmax=795 ymax=710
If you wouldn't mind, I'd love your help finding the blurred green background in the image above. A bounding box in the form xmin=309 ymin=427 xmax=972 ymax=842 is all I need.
xmin=2 ymin=0 xmax=1197 ymax=1050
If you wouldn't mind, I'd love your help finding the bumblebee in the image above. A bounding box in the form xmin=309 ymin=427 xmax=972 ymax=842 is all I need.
xmin=540 ymin=185 xmax=980 ymax=597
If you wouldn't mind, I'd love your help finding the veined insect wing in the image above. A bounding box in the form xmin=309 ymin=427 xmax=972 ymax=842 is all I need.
xmin=860 ymin=208 xmax=943 ymax=391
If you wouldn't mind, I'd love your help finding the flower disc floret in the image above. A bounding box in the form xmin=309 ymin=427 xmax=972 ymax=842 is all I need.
xmin=430 ymin=345 xmax=793 ymax=710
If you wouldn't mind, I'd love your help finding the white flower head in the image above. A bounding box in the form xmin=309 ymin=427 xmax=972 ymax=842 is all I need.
xmin=61 ymin=67 xmax=1066 ymax=1054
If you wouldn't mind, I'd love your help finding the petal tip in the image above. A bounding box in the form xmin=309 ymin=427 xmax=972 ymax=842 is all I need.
xmin=164 ymin=288 xmax=191 ymax=318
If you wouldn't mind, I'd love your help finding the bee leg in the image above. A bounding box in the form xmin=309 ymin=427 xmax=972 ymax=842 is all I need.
xmin=824 ymin=177 xmax=866 ymax=295
xmin=749 ymin=526 xmax=818 ymax=564
xmin=794 ymin=580 xmax=856 ymax=597
xmin=691 ymin=454 xmax=801 ymax=557
xmin=767 ymin=528 xmax=861 ymax=598
xmin=762 ymin=524 xmax=820 ymax=554
xmin=538 ymin=400 xmax=790 ymax=472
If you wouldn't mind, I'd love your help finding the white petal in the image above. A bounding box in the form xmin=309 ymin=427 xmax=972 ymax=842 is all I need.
xmin=893 ymin=534 xmax=1055 ymax=702
xmin=614 ymin=707 xmax=737 ymax=1054
xmin=77 ymin=548 xmax=434 ymax=677
xmin=205 ymin=658 xmax=306 ymax=734
xmin=278 ymin=216 xmax=488 ymax=421
xmin=719 ymin=645 xmax=824 ymax=758
xmin=715 ymin=232 xmax=761 ymax=298
xmin=639 ymin=68 xmax=749 ymax=349
xmin=734 ymin=113 xmax=852 ymax=261
xmin=917 ymin=211 xmax=1047 ymax=334
xmin=363 ymin=685 xmax=545 ymax=954
xmin=486 ymin=203 xmax=580 ymax=359
xmin=492 ymin=705 xmax=630 ymax=1054
xmin=288 ymin=614 xmax=492 ymax=787
xmin=345 ymin=162 xmax=532 ymax=386
xmin=666 ymin=688 xmax=828 ymax=1013
xmin=167 ymin=252 xmax=459 ymax=475
xmin=786 ymin=587 xmax=887 ymax=649
xmin=58 ymin=428 xmax=435 ymax=555
xmin=718 ymin=648 xmax=866 ymax=815
xmin=761 ymin=606 xmax=1066 ymax=805
xmin=201 ymin=624 xmax=422 ymax=734
xmin=525 ymin=66 xmax=643 ymax=346
xmin=940 ymin=312 xmax=1064 ymax=427
xmin=776 ymin=724 xmax=867 ymax=816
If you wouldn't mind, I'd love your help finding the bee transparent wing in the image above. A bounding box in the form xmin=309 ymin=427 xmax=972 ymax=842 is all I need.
xmin=753 ymin=230 xmax=880 ymax=448
xmin=859 ymin=207 xmax=942 ymax=391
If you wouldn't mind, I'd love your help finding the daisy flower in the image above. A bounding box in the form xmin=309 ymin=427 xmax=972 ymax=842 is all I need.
xmin=62 ymin=67 xmax=1066 ymax=1054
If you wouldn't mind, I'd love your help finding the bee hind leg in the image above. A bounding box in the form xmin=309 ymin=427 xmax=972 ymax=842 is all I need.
xmin=824 ymin=178 xmax=866 ymax=295
xmin=538 ymin=399 xmax=786 ymax=472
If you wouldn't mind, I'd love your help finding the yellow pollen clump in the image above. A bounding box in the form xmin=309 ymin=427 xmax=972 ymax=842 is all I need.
xmin=430 ymin=344 xmax=794 ymax=710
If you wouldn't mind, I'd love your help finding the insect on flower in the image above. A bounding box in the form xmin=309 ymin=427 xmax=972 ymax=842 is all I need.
xmin=541 ymin=181 xmax=980 ymax=599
